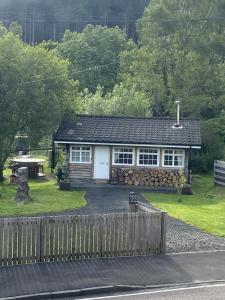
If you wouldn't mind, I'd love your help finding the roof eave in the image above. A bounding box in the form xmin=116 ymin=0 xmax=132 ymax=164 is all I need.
xmin=54 ymin=140 xmax=201 ymax=149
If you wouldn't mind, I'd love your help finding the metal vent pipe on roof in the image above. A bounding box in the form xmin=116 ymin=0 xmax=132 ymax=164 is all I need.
xmin=176 ymin=100 xmax=180 ymax=126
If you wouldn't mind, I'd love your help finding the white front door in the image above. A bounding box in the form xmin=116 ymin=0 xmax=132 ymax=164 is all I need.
xmin=94 ymin=146 xmax=110 ymax=180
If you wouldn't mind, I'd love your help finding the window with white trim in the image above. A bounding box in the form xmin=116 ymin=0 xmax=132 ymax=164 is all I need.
xmin=70 ymin=146 xmax=91 ymax=163
xmin=138 ymin=148 xmax=159 ymax=166
xmin=113 ymin=147 xmax=134 ymax=165
xmin=163 ymin=149 xmax=184 ymax=167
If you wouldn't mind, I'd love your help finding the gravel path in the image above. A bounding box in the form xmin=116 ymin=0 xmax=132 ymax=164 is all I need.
xmin=166 ymin=216 xmax=225 ymax=253
xmin=141 ymin=197 xmax=225 ymax=253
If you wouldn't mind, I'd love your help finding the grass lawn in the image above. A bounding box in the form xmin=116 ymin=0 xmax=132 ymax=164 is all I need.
xmin=143 ymin=174 xmax=225 ymax=237
xmin=0 ymin=178 xmax=86 ymax=217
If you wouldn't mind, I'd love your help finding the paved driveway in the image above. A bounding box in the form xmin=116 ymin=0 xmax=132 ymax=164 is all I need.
xmin=74 ymin=186 xmax=145 ymax=215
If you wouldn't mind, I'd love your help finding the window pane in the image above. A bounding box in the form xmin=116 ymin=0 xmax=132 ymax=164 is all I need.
xmin=175 ymin=150 xmax=183 ymax=155
xmin=139 ymin=149 xmax=158 ymax=165
xmin=140 ymin=148 xmax=158 ymax=154
xmin=174 ymin=155 xmax=183 ymax=166
xmin=128 ymin=158 xmax=132 ymax=164
xmin=124 ymin=148 xmax=133 ymax=153
xmin=72 ymin=152 xmax=80 ymax=162
xmin=118 ymin=154 xmax=124 ymax=164
xmin=81 ymin=152 xmax=90 ymax=162
xmin=72 ymin=146 xmax=80 ymax=151
xmin=114 ymin=147 xmax=133 ymax=153
xmin=164 ymin=154 xmax=173 ymax=166
xmin=114 ymin=149 xmax=133 ymax=164
xmin=71 ymin=145 xmax=91 ymax=163
xmin=165 ymin=150 xmax=173 ymax=154
xmin=164 ymin=149 xmax=184 ymax=167
xmin=82 ymin=146 xmax=90 ymax=151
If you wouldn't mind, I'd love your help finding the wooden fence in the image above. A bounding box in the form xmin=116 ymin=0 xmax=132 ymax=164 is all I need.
xmin=214 ymin=160 xmax=225 ymax=186
xmin=0 ymin=211 xmax=166 ymax=267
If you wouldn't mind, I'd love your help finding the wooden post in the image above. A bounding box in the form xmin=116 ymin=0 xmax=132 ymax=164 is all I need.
xmin=160 ymin=212 xmax=167 ymax=254
xmin=129 ymin=192 xmax=137 ymax=213
xmin=51 ymin=133 xmax=56 ymax=172
xmin=187 ymin=146 xmax=192 ymax=184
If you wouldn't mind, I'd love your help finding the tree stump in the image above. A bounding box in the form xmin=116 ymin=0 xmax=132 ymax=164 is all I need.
xmin=15 ymin=167 xmax=29 ymax=203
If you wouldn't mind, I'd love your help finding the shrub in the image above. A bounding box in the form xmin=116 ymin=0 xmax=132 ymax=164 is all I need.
xmin=55 ymin=163 xmax=63 ymax=182
xmin=191 ymin=120 xmax=225 ymax=173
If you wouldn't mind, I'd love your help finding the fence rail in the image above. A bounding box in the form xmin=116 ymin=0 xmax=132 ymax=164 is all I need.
xmin=214 ymin=160 xmax=225 ymax=186
xmin=0 ymin=211 xmax=165 ymax=267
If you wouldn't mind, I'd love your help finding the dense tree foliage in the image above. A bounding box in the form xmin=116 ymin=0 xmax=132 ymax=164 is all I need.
xmin=83 ymin=83 xmax=150 ymax=116
xmin=0 ymin=0 xmax=150 ymax=42
xmin=56 ymin=25 xmax=134 ymax=91
xmin=0 ymin=25 xmax=79 ymax=180
xmin=120 ymin=0 xmax=225 ymax=119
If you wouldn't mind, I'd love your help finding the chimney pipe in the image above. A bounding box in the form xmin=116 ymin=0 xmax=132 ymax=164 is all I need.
xmin=175 ymin=100 xmax=180 ymax=126
xmin=173 ymin=101 xmax=183 ymax=129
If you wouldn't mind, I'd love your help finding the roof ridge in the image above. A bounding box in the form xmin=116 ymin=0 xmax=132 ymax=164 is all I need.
xmin=71 ymin=114 xmax=200 ymax=121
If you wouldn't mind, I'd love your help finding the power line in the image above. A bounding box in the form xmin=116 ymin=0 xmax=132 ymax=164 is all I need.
xmin=22 ymin=61 xmax=118 ymax=84
xmin=1 ymin=15 xmax=225 ymax=24
xmin=0 ymin=18 xmax=133 ymax=24
xmin=141 ymin=16 xmax=225 ymax=23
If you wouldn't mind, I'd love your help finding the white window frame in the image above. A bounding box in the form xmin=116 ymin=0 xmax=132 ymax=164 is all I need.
xmin=162 ymin=149 xmax=185 ymax=168
xmin=70 ymin=145 xmax=92 ymax=164
xmin=137 ymin=148 xmax=160 ymax=167
xmin=112 ymin=147 xmax=135 ymax=166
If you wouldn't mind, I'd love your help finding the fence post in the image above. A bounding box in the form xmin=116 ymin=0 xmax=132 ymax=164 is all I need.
xmin=160 ymin=212 xmax=167 ymax=254
xmin=39 ymin=219 xmax=45 ymax=262
xmin=99 ymin=215 xmax=104 ymax=257
xmin=129 ymin=192 xmax=137 ymax=213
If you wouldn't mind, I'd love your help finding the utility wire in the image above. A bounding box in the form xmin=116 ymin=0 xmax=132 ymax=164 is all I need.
xmin=141 ymin=16 xmax=225 ymax=23
xmin=1 ymin=15 xmax=225 ymax=24
xmin=22 ymin=61 xmax=118 ymax=84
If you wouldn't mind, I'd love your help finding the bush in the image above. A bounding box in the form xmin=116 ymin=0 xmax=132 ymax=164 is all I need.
xmin=191 ymin=120 xmax=225 ymax=173
xmin=55 ymin=163 xmax=63 ymax=182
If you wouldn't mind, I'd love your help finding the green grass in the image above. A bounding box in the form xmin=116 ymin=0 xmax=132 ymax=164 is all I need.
xmin=143 ymin=174 xmax=225 ymax=237
xmin=0 ymin=179 xmax=86 ymax=217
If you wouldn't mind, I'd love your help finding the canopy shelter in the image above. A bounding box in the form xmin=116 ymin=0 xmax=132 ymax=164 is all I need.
xmin=10 ymin=157 xmax=46 ymax=178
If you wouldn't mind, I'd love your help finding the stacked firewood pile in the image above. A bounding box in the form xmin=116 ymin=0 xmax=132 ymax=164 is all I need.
xmin=111 ymin=167 xmax=183 ymax=188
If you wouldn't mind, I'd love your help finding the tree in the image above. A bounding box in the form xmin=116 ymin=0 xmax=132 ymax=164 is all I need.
xmin=9 ymin=22 xmax=22 ymax=38
xmin=83 ymin=82 xmax=150 ymax=117
xmin=191 ymin=120 xmax=225 ymax=172
xmin=0 ymin=27 xmax=79 ymax=181
xmin=56 ymin=25 xmax=135 ymax=92
xmin=119 ymin=0 xmax=225 ymax=118
xmin=106 ymin=82 xmax=151 ymax=116
xmin=82 ymin=86 xmax=109 ymax=115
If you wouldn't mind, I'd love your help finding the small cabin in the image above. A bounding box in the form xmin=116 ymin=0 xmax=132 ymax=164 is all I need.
xmin=54 ymin=115 xmax=201 ymax=188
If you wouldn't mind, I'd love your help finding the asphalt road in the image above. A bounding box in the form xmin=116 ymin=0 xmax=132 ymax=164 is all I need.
xmin=2 ymin=251 xmax=225 ymax=299
xmin=78 ymin=283 xmax=225 ymax=300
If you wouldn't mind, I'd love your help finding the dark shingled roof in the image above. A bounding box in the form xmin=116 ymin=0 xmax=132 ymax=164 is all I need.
xmin=54 ymin=115 xmax=201 ymax=147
